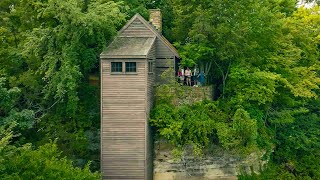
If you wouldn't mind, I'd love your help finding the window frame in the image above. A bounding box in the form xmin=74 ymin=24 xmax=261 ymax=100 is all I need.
xmin=111 ymin=62 xmax=123 ymax=73
xmin=125 ymin=62 xmax=137 ymax=73
xmin=148 ymin=60 xmax=154 ymax=74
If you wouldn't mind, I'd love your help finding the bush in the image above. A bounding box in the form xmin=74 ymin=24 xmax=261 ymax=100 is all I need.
xmin=0 ymin=126 xmax=100 ymax=180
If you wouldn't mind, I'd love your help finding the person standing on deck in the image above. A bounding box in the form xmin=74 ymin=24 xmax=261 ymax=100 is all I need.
xmin=193 ymin=66 xmax=199 ymax=86
xmin=185 ymin=67 xmax=192 ymax=86
xmin=198 ymin=71 xmax=205 ymax=86
xmin=180 ymin=68 xmax=185 ymax=85
xmin=177 ymin=69 xmax=183 ymax=85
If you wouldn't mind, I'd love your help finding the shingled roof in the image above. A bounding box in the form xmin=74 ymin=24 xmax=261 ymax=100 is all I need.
xmin=102 ymin=37 xmax=156 ymax=58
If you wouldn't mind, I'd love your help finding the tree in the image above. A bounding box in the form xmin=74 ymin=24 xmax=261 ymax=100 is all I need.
xmin=171 ymin=0 xmax=297 ymax=98
xmin=20 ymin=0 xmax=125 ymax=114
xmin=152 ymin=2 xmax=320 ymax=177
xmin=0 ymin=0 xmax=126 ymax=170
xmin=0 ymin=125 xmax=100 ymax=179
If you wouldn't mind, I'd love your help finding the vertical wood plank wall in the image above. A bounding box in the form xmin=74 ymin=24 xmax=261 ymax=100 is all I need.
xmin=101 ymin=15 xmax=177 ymax=180
xmin=155 ymin=40 xmax=175 ymax=83
xmin=146 ymin=43 xmax=156 ymax=180
xmin=101 ymin=59 xmax=147 ymax=179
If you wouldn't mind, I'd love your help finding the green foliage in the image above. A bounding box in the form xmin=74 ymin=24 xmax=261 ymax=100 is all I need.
xmin=151 ymin=80 xmax=260 ymax=156
xmin=0 ymin=78 xmax=20 ymax=114
xmin=151 ymin=97 xmax=262 ymax=156
xmin=156 ymin=68 xmax=184 ymax=104
xmin=0 ymin=0 xmax=125 ymax=173
xmin=150 ymin=100 xmax=220 ymax=155
xmin=152 ymin=2 xmax=320 ymax=178
xmin=0 ymin=78 xmax=35 ymax=132
xmin=241 ymin=111 xmax=320 ymax=179
xmin=227 ymin=68 xmax=280 ymax=106
xmin=272 ymin=112 xmax=320 ymax=178
xmin=175 ymin=42 xmax=213 ymax=72
xmin=37 ymin=83 xmax=101 ymax=169
xmin=216 ymin=108 xmax=258 ymax=155
xmin=171 ymin=0 xmax=320 ymax=99
xmin=0 ymin=126 xmax=100 ymax=179
xmin=0 ymin=0 xmax=320 ymax=178
xmin=20 ymin=0 xmax=125 ymax=115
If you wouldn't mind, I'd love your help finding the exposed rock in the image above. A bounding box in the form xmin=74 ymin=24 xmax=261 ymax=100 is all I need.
xmin=154 ymin=141 xmax=267 ymax=180
xmin=175 ymin=86 xmax=213 ymax=106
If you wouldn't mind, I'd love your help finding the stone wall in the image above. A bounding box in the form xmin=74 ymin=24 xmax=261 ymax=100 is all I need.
xmin=172 ymin=86 xmax=213 ymax=106
xmin=153 ymin=141 xmax=266 ymax=180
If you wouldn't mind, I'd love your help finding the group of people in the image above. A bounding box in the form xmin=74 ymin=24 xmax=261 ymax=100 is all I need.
xmin=177 ymin=67 xmax=205 ymax=86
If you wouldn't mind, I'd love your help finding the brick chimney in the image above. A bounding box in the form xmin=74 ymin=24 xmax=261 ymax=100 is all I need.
xmin=149 ymin=9 xmax=162 ymax=33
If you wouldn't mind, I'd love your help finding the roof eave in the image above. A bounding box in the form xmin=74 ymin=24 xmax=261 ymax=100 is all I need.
xmin=100 ymin=55 xmax=147 ymax=59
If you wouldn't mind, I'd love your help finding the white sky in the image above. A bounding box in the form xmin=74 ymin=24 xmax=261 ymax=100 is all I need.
xmin=297 ymin=0 xmax=317 ymax=8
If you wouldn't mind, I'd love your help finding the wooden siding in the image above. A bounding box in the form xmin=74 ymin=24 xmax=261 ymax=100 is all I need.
xmin=146 ymin=43 xmax=156 ymax=114
xmin=100 ymin=14 xmax=179 ymax=180
xmin=146 ymin=42 xmax=156 ymax=180
xmin=155 ymin=38 xmax=175 ymax=84
xmin=156 ymin=38 xmax=174 ymax=58
xmin=155 ymin=57 xmax=174 ymax=84
xmin=101 ymin=59 xmax=147 ymax=180
xmin=121 ymin=18 xmax=154 ymax=37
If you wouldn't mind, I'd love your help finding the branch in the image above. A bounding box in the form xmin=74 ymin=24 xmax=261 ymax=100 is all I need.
xmin=34 ymin=98 xmax=61 ymax=115
xmin=224 ymin=59 xmax=232 ymax=81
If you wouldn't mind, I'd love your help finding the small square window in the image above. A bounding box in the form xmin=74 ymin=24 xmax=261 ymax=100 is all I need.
xmin=125 ymin=62 xmax=136 ymax=73
xmin=111 ymin=62 xmax=122 ymax=73
xmin=148 ymin=61 xmax=153 ymax=73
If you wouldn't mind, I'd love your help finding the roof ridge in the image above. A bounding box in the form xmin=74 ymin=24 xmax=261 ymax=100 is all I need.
xmin=118 ymin=13 xmax=180 ymax=58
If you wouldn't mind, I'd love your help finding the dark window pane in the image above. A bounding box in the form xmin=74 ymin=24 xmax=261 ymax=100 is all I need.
xmin=148 ymin=61 xmax=153 ymax=73
xmin=111 ymin=62 xmax=122 ymax=72
xmin=125 ymin=62 xmax=136 ymax=72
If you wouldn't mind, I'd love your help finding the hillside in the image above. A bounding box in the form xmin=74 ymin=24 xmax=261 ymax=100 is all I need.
xmin=0 ymin=0 xmax=320 ymax=179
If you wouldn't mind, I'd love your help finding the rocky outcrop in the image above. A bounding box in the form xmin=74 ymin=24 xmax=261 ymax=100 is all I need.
xmin=153 ymin=141 xmax=267 ymax=180
xmin=172 ymin=86 xmax=213 ymax=106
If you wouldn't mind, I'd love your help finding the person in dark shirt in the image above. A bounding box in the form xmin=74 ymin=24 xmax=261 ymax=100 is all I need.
xmin=198 ymin=71 xmax=205 ymax=86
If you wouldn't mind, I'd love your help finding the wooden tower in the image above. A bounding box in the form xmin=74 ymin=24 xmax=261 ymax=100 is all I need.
xmin=100 ymin=11 xmax=179 ymax=180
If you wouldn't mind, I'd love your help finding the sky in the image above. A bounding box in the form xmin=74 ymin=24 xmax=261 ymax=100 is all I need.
xmin=297 ymin=0 xmax=317 ymax=8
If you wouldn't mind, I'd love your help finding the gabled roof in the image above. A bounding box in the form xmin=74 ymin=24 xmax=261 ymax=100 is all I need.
xmin=100 ymin=37 xmax=156 ymax=58
xmin=101 ymin=13 xmax=180 ymax=59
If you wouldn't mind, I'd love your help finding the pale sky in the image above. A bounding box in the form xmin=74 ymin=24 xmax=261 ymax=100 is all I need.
xmin=297 ymin=0 xmax=317 ymax=8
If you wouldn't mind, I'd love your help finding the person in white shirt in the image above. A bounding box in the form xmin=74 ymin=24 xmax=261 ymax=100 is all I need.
xmin=185 ymin=67 xmax=192 ymax=86
xmin=177 ymin=69 xmax=184 ymax=85
xmin=193 ymin=66 xmax=199 ymax=86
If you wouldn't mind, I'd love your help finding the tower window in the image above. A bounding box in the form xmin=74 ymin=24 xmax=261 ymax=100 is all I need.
xmin=148 ymin=61 xmax=153 ymax=73
xmin=125 ymin=62 xmax=136 ymax=73
xmin=111 ymin=62 xmax=122 ymax=72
